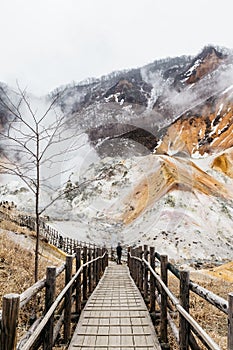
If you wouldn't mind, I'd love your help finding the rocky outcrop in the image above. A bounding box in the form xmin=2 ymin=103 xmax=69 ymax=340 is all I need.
xmin=104 ymin=77 xmax=152 ymax=106
xmin=113 ymin=155 xmax=233 ymax=225
xmin=174 ymin=46 xmax=226 ymax=88
xmin=75 ymin=46 xmax=233 ymax=154
xmin=211 ymin=148 xmax=233 ymax=178
xmin=155 ymin=86 xmax=233 ymax=156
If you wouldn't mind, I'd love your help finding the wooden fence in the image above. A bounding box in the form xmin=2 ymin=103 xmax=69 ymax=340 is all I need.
xmin=128 ymin=245 xmax=233 ymax=350
xmin=18 ymin=215 xmax=97 ymax=253
xmin=0 ymin=246 xmax=108 ymax=350
xmin=0 ymin=205 xmax=96 ymax=253
xmin=39 ymin=221 xmax=96 ymax=253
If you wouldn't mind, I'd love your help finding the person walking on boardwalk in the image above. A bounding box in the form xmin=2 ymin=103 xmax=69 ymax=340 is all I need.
xmin=116 ymin=242 xmax=122 ymax=264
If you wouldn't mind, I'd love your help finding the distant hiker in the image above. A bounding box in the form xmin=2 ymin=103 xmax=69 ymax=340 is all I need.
xmin=116 ymin=242 xmax=122 ymax=264
xmin=59 ymin=235 xmax=63 ymax=249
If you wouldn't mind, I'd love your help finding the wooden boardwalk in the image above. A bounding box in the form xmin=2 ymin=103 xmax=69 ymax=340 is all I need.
xmin=68 ymin=264 xmax=161 ymax=350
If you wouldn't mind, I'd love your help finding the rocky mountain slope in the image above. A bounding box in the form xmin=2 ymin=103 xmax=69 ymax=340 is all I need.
xmin=1 ymin=45 xmax=233 ymax=262
xmin=51 ymin=45 xmax=232 ymax=144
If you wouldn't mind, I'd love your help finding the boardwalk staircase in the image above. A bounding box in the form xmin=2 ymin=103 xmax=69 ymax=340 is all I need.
xmin=68 ymin=264 xmax=161 ymax=349
xmin=0 ymin=227 xmax=233 ymax=350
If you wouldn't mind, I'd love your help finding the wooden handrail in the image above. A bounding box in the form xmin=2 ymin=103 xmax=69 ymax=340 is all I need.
xmin=146 ymin=250 xmax=229 ymax=314
xmin=142 ymin=257 xmax=221 ymax=350
xmin=19 ymin=251 xmax=107 ymax=350
xmin=19 ymin=264 xmax=66 ymax=308
xmin=20 ymin=265 xmax=83 ymax=350
xmin=189 ymin=281 xmax=228 ymax=315
xmin=6 ymin=210 xmax=98 ymax=252
xmin=1 ymin=243 xmax=108 ymax=350
xmin=128 ymin=250 xmax=229 ymax=350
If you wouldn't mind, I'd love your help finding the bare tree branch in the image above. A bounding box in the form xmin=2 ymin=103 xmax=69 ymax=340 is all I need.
xmin=0 ymin=164 xmax=36 ymax=194
xmin=0 ymin=85 xmax=91 ymax=282
xmin=0 ymin=87 xmax=36 ymax=135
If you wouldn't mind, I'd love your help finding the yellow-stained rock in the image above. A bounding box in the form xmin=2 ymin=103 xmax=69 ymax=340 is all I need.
xmin=211 ymin=149 xmax=233 ymax=178
xmin=119 ymin=155 xmax=232 ymax=225
xmin=206 ymin=261 xmax=233 ymax=282
xmin=156 ymin=94 xmax=233 ymax=157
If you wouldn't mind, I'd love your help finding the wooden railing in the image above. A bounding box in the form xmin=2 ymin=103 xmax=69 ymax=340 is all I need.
xmin=0 ymin=205 xmax=96 ymax=253
xmin=39 ymin=221 xmax=96 ymax=253
xmin=18 ymin=215 xmax=96 ymax=253
xmin=128 ymin=245 xmax=233 ymax=350
xmin=0 ymin=246 xmax=108 ymax=350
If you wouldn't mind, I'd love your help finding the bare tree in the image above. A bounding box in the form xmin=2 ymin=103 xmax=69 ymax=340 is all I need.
xmin=0 ymin=84 xmax=86 ymax=281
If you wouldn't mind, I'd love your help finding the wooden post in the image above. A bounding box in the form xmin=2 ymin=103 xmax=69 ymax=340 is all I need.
xmin=128 ymin=247 xmax=131 ymax=274
xmin=134 ymin=248 xmax=137 ymax=283
xmin=137 ymin=247 xmax=141 ymax=288
xmin=75 ymin=247 xmax=81 ymax=314
xmin=228 ymin=293 xmax=233 ymax=350
xmin=73 ymin=239 xmax=76 ymax=254
xmin=70 ymin=239 xmax=73 ymax=254
xmin=160 ymin=255 xmax=168 ymax=345
xmin=100 ymin=247 xmax=103 ymax=277
xmin=127 ymin=246 xmax=130 ymax=268
xmin=143 ymin=245 xmax=149 ymax=301
xmin=96 ymin=247 xmax=99 ymax=285
xmin=102 ymin=247 xmax=106 ymax=272
xmin=96 ymin=248 xmax=99 ymax=286
xmin=179 ymin=270 xmax=190 ymax=350
xmin=43 ymin=266 xmax=56 ymax=350
xmin=99 ymin=247 xmax=103 ymax=280
xmin=131 ymin=247 xmax=135 ymax=279
xmin=1 ymin=293 xmax=20 ymax=350
xmin=83 ymin=246 xmax=88 ymax=301
xmin=104 ymin=248 xmax=108 ymax=269
xmin=93 ymin=247 xmax=97 ymax=288
xmin=136 ymin=247 xmax=139 ymax=287
xmin=52 ymin=230 xmax=55 ymax=246
xmin=134 ymin=248 xmax=137 ymax=284
xmin=100 ymin=247 xmax=104 ymax=274
xmin=138 ymin=246 xmax=143 ymax=293
xmin=88 ymin=247 xmax=93 ymax=295
xmin=129 ymin=247 xmax=133 ymax=277
xmin=149 ymin=247 xmax=155 ymax=313
xmin=97 ymin=247 xmax=101 ymax=282
xmin=64 ymin=255 xmax=73 ymax=343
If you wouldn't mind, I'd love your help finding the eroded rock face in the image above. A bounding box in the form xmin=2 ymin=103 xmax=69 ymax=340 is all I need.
xmin=115 ymin=155 xmax=233 ymax=225
xmin=104 ymin=77 xmax=152 ymax=106
xmin=76 ymin=46 xmax=233 ymax=157
xmin=174 ymin=46 xmax=226 ymax=87
xmin=155 ymin=87 xmax=233 ymax=156
xmin=212 ymin=148 xmax=233 ymax=178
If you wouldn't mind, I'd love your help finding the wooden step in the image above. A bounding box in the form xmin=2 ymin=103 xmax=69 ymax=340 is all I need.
xmin=68 ymin=264 xmax=161 ymax=350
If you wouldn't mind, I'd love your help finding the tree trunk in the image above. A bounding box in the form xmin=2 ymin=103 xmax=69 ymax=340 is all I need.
xmin=35 ymin=133 xmax=40 ymax=283
xmin=35 ymin=213 xmax=39 ymax=283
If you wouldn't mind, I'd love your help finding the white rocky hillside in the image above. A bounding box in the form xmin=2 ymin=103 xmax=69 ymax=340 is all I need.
xmin=1 ymin=150 xmax=233 ymax=263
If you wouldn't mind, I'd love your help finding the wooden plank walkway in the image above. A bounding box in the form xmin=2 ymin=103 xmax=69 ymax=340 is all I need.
xmin=68 ymin=264 xmax=161 ymax=350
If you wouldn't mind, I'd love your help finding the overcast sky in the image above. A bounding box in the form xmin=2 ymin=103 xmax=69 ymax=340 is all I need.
xmin=0 ymin=0 xmax=232 ymax=96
